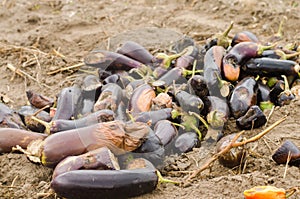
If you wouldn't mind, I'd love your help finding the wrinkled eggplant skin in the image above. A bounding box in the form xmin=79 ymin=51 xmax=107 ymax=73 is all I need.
xmin=229 ymin=77 xmax=258 ymax=119
xmin=51 ymin=168 xmax=158 ymax=199
xmin=52 ymin=86 xmax=81 ymax=121
xmin=187 ymin=75 xmax=209 ymax=99
xmin=174 ymin=132 xmax=200 ymax=153
xmin=236 ymin=105 xmax=267 ymax=130
xmin=272 ymin=140 xmax=300 ymax=166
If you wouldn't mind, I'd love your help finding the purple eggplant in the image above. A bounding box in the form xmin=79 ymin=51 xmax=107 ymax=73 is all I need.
xmin=84 ymin=50 xmax=145 ymax=71
xmin=231 ymin=30 xmax=259 ymax=47
xmin=134 ymin=108 xmax=172 ymax=126
xmin=154 ymin=120 xmax=178 ymax=146
xmin=26 ymin=90 xmax=54 ymax=109
xmin=272 ymin=140 xmax=300 ymax=166
xmin=187 ymin=75 xmax=209 ymax=99
xmin=229 ymin=76 xmax=258 ymax=118
xmin=174 ymin=132 xmax=200 ymax=153
xmin=0 ymin=103 xmax=25 ymax=129
xmin=116 ymin=41 xmax=154 ymax=65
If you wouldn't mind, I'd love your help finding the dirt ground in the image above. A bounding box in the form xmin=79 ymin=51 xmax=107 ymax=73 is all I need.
xmin=0 ymin=0 xmax=300 ymax=198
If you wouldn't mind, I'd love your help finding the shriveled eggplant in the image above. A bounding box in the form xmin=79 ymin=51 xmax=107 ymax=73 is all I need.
xmin=26 ymin=90 xmax=54 ymax=109
xmin=272 ymin=140 xmax=300 ymax=166
xmin=236 ymin=105 xmax=267 ymax=130
xmin=0 ymin=103 xmax=25 ymax=129
xmin=154 ymin=120 xmax=178 ymax=146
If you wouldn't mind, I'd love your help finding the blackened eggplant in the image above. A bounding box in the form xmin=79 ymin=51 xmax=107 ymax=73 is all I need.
xmin=229 ymin=76 xmax=258 ymax=119
xmin=242 ymin=57 xmax=300 ymax=77
xmin=216 ymin=133 xmax=246 ymax=168
xmin=231 ymin=31 xmax=259 ymax=47
xmin=52 ymin=86 xmax=81 ymax=121
xmin=272 ymin=140 xmax=300 ymax=166
xmin=116 ymin=41 xmax=154 ymax=65
xmin=174 ymin=132 xmax=200 ymax=153
xmin=84 ymin=50 xmax=145 ymax=71
xmin=236 ymin=105 xmax=267 ymax=130
xmin=94 ymin=83 xmax=123 ymax=112
xmin=51 ymin=160 xmax=158 ymax=199
xmin=187 ymin=75 xmax=209 ymax=99
xmin=277 ymin=75 xmax=295 ymax=106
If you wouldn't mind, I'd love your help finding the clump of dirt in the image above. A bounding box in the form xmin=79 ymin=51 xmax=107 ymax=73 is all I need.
xmin=0 ymin=0 xmax=300 ymax=198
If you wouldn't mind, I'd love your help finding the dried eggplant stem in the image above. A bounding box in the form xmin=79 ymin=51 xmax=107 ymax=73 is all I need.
xmin=47 ymin=62 xmax=85 ymax=75
xmin=183 ymin=116 xmax=287 ymax=186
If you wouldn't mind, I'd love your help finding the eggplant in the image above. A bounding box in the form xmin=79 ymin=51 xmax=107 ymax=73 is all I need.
xmin=84 ymin=50 xmax=146 ymax=71
xmin=94 ymin=83 xmax=123 ymax=112
xmin=277 ymin=75 xmax=295 ymax=106
xmin=223 ymin=42 xmax=273 ymax=81
xmin=49 ymin=109 xmax=115 ymax=133
xmin=174 ymin=90 xmax=203 ymax=114
xmin=242 ymin=57 xmax=300 ymax=77
xmin=52 ymin=147 xmax=120 ymax=179
xmin=257 ymin=81 xmax=274 ymax=111
xmin=272 ymin=140 xmax=300 ymax=166
xmin=25 ymin=120 xmax=149 ymax=167
xmin=116 ymin=41 xmax=154 ymax=65
xmin=231 ymin=30 xmax=259 ymax=47
xmin=203 ymin=45 xmax=230 ymax=97
xmin=229 ymin=76 xmax=258 ymax=119
xmin=26 ymin=90 xmax=54 ymax=109
xmin=128 ymin=84 xmax=156 ymax=116
xmin=236 ymin=105 xmax=267 ymax=130
xmin=187 ymin=75 xmax=209 ymax=99
xmin=204 ymin=96 xmax=229 ymax=129
xmin=261 ymin=49 xmax=300 ymax=60
xmin=174 ymin=132 xmax=200 ymax=153
xmin=154 ymin=67 xmax=188 ymax=87
xmin=204 ymin=21 xmax=233 ymax=52
xmin=154 ymin=120 xmax=177 ymax=147
xmin=51 ymin=159 xmax=158 ymax=199
xmin=0 ymin=102 xmax=25 ymax=129
xmin=151 ymin=93 xmax=172 ymax=110
xmin=134 ymin=108 xmax=172 ymax=126
xmin=216 ymin=133 xmax=246 ymax=168
xmin=52 ymin=86 xmax=82 ymax=121
xmin=0 ymin=128 xmax=47 ymax=153
xmin=18 ymin=105 xmax=51 ymax=133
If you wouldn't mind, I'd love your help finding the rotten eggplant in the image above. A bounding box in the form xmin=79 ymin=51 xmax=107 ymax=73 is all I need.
xmin=236 ymin=105 xmax=267 ymax=130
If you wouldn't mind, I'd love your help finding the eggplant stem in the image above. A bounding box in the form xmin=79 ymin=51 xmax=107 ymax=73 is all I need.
xmin=255 ymin=75 xmax=260 ymax=81
xmin=190 ymin=123 xmax=202 ymax=140
xmin=156 ymin=170 xmax=180 ymax=185
xmin=281 ymin=75 xmax=290 ymax=92
xmin=284 ymin=51 xmax=300 ymax=60
xmin=157 ymin=48 xmax=188 ymax=69
xmin=125 ymin=109 xmax=135 ymax=122
xmin=191 ymin=59 xmax=197 ymax=78
xmin=257 ymin=43 xmax=276 ymax=55
xmin=30 ymin=116 xmax=51 ymax=135
xmin=285 ymin=187 xmax=298 ymax=198
xmin=222 ymin=21 xmax=234 ymax=37
xmin=274 ymin=16 xmax=286 ymax=39
xmin=171 ymin=122 xmax=186 ymax=130
xmin=182 ymin=68 xmax=203 ymax=77
xmin=32 ymin=105 xmax=50 ymax=117
xmin=189 ymin=111 xmax=209 ymax=129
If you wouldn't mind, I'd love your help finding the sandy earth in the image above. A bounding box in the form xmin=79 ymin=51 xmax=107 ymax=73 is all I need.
xmin=0 ymin=0 xmax=300 ymax=198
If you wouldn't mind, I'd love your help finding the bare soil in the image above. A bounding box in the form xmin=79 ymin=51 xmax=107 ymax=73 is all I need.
xmin=0 ymin=0 xmax=300 ymax=198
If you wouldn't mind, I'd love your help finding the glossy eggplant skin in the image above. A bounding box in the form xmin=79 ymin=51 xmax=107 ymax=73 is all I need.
xmin=51 ymin=168 xmax=158 ymax=199
xmin=157 ymin=67 xmax=187 ymax=86
xmin=242 ymin=57 xmax=300 ymax=77
xmin=50 ymin=109 xmax=115 ymax=133
xmin=52 ymin=86 xmax=81 ymax=121
xmin=229 ymin=77 xmax=258 ymax=119
xmin=236 ymin=105 xmax=267 ymax=130
xmin=84 ymin=50 xmax=145 ymax=71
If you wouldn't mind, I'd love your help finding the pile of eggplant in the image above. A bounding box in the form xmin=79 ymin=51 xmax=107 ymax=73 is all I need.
xmin=1 ymin=22 xmax=300 ymax=198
